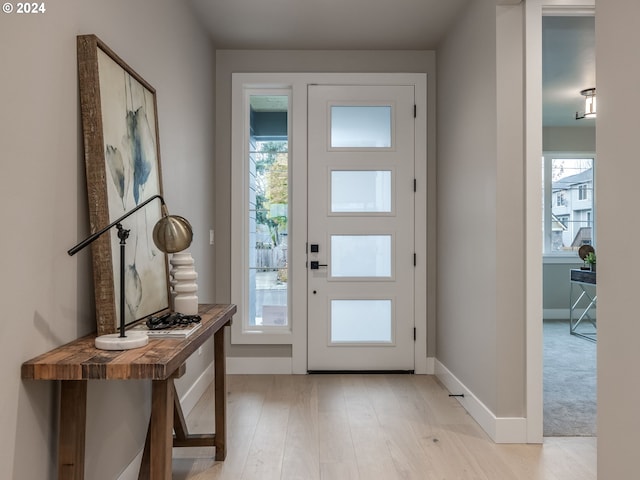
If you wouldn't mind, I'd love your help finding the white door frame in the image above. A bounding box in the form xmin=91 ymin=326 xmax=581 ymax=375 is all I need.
xmin=525 ymin=0 xmax=596 ymax=443
xmin=525 ymin=0 xmax=544 ymax=443
xmin=230 ymin=73 xmax=427 ymax=374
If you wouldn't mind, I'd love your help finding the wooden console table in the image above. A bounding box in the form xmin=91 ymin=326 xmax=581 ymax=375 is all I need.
xmin=21 ymin=303 xmax=236 ymax=480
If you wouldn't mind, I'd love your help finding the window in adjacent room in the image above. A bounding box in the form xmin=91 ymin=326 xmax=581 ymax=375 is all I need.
xmin=543 ymin=155 xmax=595 ymax=254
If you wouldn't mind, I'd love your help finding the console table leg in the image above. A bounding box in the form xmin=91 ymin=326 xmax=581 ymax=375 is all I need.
xmin=214 ymin=326 xmax=227 ymax=460
xmin=150 ymin=379 xmax=173 ymax=478
xmin=58 ymin=380 xmax=87 ymax=480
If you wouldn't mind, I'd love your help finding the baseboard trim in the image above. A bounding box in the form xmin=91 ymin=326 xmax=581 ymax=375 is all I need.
xmin=118 ymin=450 xmax=143 ymax=480
xmin=425 ymin=356 xmax=435 ymax=374
xmin=544 ymin=308 xmax=591 ymax=321
xmin=435 ymin=359 xmax=527 ymax=443
xmin=414 ymin=355 xmax=434 ymax=374
xmin=226 ymin=356 xmax=293 ymax=374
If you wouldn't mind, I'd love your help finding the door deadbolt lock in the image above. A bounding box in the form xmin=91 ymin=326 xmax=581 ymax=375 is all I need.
xmin=310 ymin=261 xmax=328 ymax=270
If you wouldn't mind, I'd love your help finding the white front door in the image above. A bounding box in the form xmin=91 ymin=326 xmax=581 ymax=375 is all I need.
xmin=307 ymin=84 xmax=416 ymax=371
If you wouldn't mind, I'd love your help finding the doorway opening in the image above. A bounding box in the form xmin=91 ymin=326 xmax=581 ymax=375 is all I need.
xmin=541 ymin=13 xmax=596 ymax=438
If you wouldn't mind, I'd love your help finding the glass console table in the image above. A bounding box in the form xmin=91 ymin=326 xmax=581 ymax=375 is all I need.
xmin=570 ymin=269 xmax=596 ymax=342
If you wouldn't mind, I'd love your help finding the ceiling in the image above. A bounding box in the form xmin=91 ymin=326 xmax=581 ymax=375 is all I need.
xmin=188 ymin=0 xmax=595 ymax=128
xmin=543 ymin=15 xmax=596 ymax=127
xmin=189 ymin=0 xmax=471 ymax=50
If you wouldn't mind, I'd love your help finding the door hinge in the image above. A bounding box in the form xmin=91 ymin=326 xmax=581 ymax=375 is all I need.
xmin=413 ymin=327 xmax=417 ymax=341
xmin=413 ymin=253 xmax=417 ymax=266
xmin=414 ymin=104 xmax=417 ymax=118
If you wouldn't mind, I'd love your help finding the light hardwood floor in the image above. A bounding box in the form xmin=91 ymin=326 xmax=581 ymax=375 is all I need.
xmin=173 ymin=374 xmax=596 ymax=480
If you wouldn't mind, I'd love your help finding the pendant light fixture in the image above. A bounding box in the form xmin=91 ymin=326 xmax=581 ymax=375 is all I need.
xmin=575 ymin=88 xmax=596 ymax=119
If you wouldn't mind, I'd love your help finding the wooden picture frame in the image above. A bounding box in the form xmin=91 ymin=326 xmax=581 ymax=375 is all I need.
xmin=77 ymin=34 xmax=169 ymax=336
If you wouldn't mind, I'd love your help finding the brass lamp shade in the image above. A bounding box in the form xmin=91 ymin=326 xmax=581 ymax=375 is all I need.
xmin=153 ymin=209 xmax=193 ymax=253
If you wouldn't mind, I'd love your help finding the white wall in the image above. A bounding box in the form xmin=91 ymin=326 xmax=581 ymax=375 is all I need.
xmin=544 ymin=126 xmax=596 ymax=151
xmin=596 ymin=0 xmax=640 ymax=476
xmin=0 ymin=1 xmax=215 ymax=478
xmin=543 ymin=261 xmax=584 ymax=316
xmin=437 ymin=0 xmax=526 ymax=418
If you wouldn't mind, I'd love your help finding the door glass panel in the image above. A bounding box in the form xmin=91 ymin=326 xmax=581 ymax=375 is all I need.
xmin=331 ymin=235 xmax=391 ymax=277
xmin=248 ymin=94 xmax=289 ymax=327
xmin=331 ymin=170 xmax=392 ymax=213
xmin=330 ymin=106 xmax=392 ymax=148
xmin=331 ymin=299 xmax=392 ymax=343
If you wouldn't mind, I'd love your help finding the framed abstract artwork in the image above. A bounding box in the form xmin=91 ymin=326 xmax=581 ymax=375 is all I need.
xmin=77 ymin=34 xmax=170 ymax=336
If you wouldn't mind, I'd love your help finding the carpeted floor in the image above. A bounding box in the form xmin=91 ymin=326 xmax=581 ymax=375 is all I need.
xmin=544 ymin=320 xmax=597 ymax=436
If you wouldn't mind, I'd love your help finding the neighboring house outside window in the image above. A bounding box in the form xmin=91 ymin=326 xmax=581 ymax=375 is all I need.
xmin=544 ymin=156 xmax=595 ymax=254
xmin=579 ymin=183 xmax=588 ymax=200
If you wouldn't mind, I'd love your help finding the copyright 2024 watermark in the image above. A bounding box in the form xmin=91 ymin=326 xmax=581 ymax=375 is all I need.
xmin=3 ymin=2 xmax=47 ymax=14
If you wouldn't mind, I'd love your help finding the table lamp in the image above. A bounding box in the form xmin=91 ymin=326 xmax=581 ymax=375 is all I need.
xmin=68 ymin=194 xmax=193 ymax=350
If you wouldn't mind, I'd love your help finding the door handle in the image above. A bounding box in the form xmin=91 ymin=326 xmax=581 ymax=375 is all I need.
xmin=310 ymin=261 xmax=328 ymax=270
